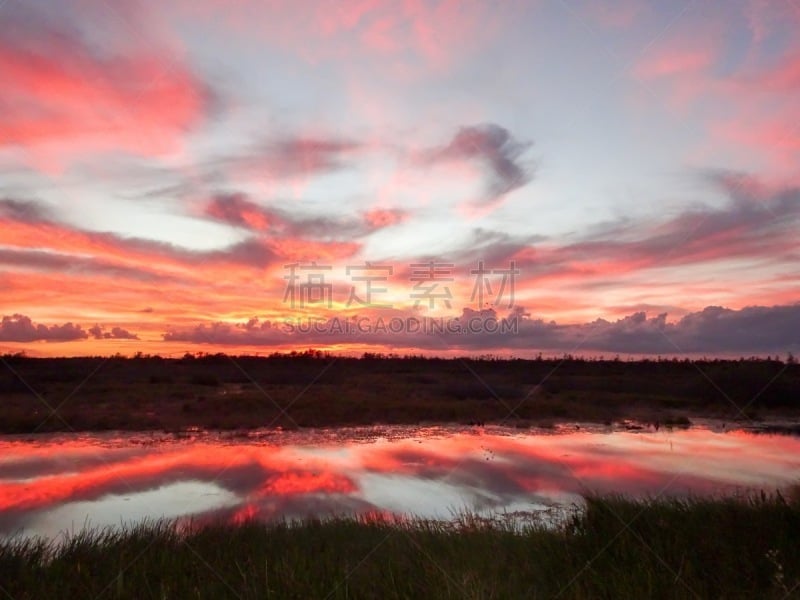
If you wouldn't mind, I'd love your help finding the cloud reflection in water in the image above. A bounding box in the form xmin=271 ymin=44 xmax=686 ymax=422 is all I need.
xmin=1 ymin=425 xmax=799 ymax=540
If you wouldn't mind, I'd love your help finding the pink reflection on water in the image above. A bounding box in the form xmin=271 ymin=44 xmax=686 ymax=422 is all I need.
xmin=0 ymin=424 xmax=798 ymax=539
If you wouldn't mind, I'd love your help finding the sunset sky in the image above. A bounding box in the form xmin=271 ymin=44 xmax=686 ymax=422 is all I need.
xmin=1 ymin=0 xmax=799 ymax=357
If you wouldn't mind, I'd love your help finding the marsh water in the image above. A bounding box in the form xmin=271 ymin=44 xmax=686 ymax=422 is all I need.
xmin=2 ymin=421 xmax=799 ymax=541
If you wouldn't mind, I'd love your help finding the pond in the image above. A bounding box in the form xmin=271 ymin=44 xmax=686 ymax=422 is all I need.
xmin=2 ymin=421 xmax=799 ymax=541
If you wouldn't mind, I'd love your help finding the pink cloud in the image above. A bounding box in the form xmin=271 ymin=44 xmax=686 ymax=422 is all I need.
xmin=0 ymin=4 xmax=210 ymax=171
xmin=749 ymin=53 xmax=800 ymax=92
xmin=203 ymin=193 xmax=406 ymax=238
xmin=743 ymin=0 xmax=800 ymax=45
xmin=634 ymin=46 xmax=716 ymax=79
xmin=173 ymin=0 xmax=505 ymax=73
xmin=363 ymin=208 xmax=407 ymax=228
xmin=621 ymin=3 xmax=800 ymax=184
xmin=630 ymin=25 xmax=721 ymax=112
xmin=581 ymin=0 xmax=643 ymax=28
xmin=707 ymin=53 xmax=800 ymax=179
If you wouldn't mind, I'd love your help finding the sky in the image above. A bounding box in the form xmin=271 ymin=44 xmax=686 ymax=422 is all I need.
xmin=0 ymin=0 xmax=799 ymax=357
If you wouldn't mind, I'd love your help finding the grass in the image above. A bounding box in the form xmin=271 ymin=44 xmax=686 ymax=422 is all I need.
xmin=0 ymin=353 xmax=798 ymax=433
xmin=2 ymin=493 xmax=800 ymax=598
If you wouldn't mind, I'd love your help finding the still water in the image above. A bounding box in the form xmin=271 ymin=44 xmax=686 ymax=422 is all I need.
xmin=1 ymin=422 xmax=799 ymax=541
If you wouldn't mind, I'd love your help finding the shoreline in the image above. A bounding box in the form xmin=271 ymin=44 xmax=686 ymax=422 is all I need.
xmin=2 ymin=416 xmax=800 ymax=442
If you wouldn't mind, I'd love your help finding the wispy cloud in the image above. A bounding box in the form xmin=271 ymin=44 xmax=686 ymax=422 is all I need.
xmin=204 ymin=192 xmax=407 ymax=238
xmin=217 ymin=136 xmax=363 ymax=182
xmin=0 ymin=2 xmax=212 ymax=171
xmin=419 ymin=124 xmax=535 ymax=208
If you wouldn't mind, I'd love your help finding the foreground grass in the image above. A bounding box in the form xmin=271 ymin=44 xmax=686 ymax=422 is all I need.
xmin=3 ymin=494 xmax=800 ymax=599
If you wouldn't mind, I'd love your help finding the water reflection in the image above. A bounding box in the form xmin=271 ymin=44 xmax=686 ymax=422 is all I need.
xmin=1 ymin=424 xmax=799 ymax=540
